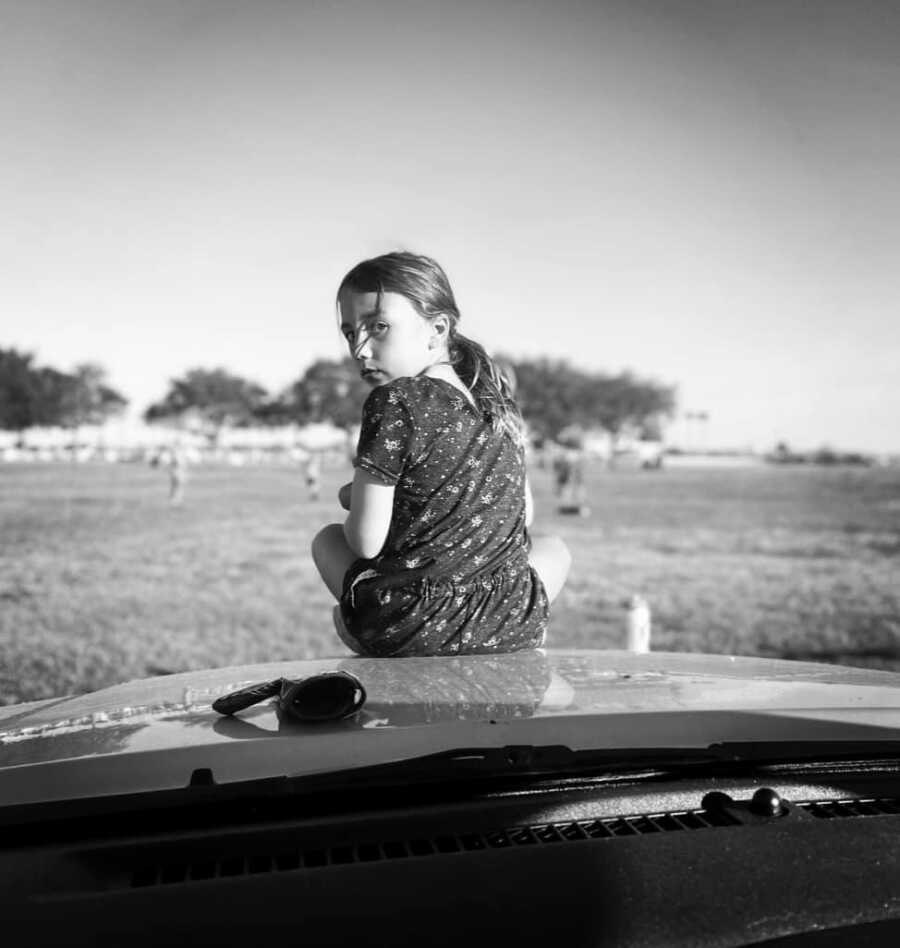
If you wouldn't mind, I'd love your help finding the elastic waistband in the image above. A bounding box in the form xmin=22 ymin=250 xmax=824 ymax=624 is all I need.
xmin=419 ymin=556 xmax=526 ymax=601
xmin=346 ymin=554 xmax=529 ymax=608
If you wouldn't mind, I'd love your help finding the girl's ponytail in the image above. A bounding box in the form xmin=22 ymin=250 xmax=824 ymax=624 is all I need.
xmin=450 ymin=331 xmax=524 ymax=446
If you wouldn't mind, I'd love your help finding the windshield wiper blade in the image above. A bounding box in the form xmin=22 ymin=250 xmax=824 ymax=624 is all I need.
xmin=285 ymin=745 xmax=727 ymax=791
xmin=708 ymin=739 xmax=900 ymax=764
xmin=286 ymin=739 xmax=900 ymax=791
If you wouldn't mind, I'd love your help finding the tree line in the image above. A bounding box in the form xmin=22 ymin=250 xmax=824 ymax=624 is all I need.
xmin=0 ymin=349 xmax=128 ymax=431
xmin=1 ymin=346 xmax=676 ymax=445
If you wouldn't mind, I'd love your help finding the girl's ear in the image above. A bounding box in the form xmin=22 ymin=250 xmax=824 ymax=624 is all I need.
xmin=430 ymin=315 xmax=450 ymax=347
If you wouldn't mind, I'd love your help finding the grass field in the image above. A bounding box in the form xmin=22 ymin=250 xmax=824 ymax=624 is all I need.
xmin=2 ymin=459 xmax=900 ymax=705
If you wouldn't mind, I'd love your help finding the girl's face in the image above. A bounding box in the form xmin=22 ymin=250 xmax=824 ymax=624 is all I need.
xmin=338 ymin=289 xmax=441 ymax=386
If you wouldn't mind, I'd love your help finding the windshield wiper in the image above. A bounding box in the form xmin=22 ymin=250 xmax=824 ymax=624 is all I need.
xmin=708 ymin=740 xmax=900 ymax=766
xmin=4 ymin=740 xmax=899 ymax=839
xmin=281 ymin=739 xmax=900 ymax=792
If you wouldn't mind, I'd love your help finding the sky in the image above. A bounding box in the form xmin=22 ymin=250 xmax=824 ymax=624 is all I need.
xmin=2 ymin=0 xmax=899 ymax=453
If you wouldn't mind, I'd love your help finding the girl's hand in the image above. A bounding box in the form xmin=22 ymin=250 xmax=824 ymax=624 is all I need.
xmin=338 ymin=482 xmax=353 ymax=510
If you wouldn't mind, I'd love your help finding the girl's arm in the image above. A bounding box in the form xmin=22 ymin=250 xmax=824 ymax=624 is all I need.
xmin=525 ymin=475 xmax=534 ymax=528
xmin=343 ymin=468 xmax=395 ymax=559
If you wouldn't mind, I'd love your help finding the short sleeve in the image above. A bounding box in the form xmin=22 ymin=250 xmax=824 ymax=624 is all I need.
xmin=354 ymin=383 xmax=414 ymax=485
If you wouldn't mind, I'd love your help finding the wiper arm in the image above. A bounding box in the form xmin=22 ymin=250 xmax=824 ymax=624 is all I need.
xmin=284 ymin=744 xmax=727 ymax=792
xmin=286 ymin=739 xmax=900 ymax=791
xmin=709 ymin=739 xmax=900 ymax=765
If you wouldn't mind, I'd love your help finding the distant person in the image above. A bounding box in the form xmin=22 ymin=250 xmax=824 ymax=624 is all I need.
xmin=304 ymin=450 xmax=322 ymax=501
xmin=161 ymin=445 xmax=187 ymax=506
xmin=553 ymin=433 xmax=588 ymax=515
xmin=311 ymin=250 xmax=571 ymax=656
xmin=552 ymin=448 xmax=572 ymax=498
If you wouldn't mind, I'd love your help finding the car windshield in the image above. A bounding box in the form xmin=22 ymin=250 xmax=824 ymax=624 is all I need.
xmin=2 ymin=1 xmax=899 ymax=757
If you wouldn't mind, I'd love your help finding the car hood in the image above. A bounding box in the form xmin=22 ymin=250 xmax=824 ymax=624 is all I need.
xmin=2 ymin=649 xmax=900 ymax=807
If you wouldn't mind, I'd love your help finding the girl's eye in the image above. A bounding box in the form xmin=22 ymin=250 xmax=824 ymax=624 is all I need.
xmin=343 ymin=331 xmax=355 ymax=344
xmin=372 ymin=321 xmax=389 ymax=335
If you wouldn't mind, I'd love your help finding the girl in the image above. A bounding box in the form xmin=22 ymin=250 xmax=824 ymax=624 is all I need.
xmin=312 ymin=251 xmax=570 ymax=656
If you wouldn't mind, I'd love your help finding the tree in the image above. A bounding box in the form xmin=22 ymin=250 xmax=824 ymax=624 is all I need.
xmin=279 ymin=358 xmax=371 ymax=429
xmin=0 ymin=350 xmax=127 ymax=431
xmin=0 ymin=348 xmax=42 ymax=431
xmin=512 ymin=359 xmax=604 ymax=440
xmin=512 ymin=358 xmax=676 ymax=447
xmin=590 ymin=371 xmax=676 ymax=448
xmin=53 ymin=362 xmax=128 ymax=428
xmin=144 ymin=368 xmax=269 ymax=439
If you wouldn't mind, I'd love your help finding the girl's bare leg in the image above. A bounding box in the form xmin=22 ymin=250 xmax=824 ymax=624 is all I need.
xmin=313 ymin=525 xmax=369 ymax=654
xmin=528 ymin=534 xmax=571 ymax=604
xmin=311 ymin=523 xmax=358 ymax=600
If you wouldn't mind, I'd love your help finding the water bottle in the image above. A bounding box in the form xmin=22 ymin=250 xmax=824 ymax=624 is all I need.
xmin=626 ymin=595 xmax=652 ymax=653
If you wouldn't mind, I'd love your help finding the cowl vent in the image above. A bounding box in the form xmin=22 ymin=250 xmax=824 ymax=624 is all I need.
xmin=130 ymin=805 xmax=735 ymax=889
xmin=798 ymin=797 xmax=900 ymax=819
xmin=128 ymin=795 xmax=899 ymax=890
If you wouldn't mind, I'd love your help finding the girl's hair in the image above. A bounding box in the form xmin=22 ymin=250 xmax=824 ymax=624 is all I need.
xmin=337 ymin=251 xmax=524 ymax=443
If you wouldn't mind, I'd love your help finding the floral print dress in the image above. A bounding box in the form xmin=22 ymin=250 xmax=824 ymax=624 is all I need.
xmin=338 ymin=376 xmax=548 ymax=656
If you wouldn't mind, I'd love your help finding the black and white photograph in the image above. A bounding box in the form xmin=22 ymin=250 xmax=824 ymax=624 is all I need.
xmin=2 ymin=1 xmax=900 ymax=944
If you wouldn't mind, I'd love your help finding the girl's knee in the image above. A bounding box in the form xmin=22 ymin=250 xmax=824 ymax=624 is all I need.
xmin=551 ymin=534 xmax=571 ymax=563
xmin=312 ymin=523 xmax=360 ymax=600
xmin=529 ymin=534 xmax=571 ymax=604
xmin=311 ymin=523 xmax=347 ymax=587
xmin=550 ymin=535 xmax=572 ymax=584
xmin=534 ymin=533 xmax=571 ymax=568
xmin=312 ymin=523 xmax=343 ymax=565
